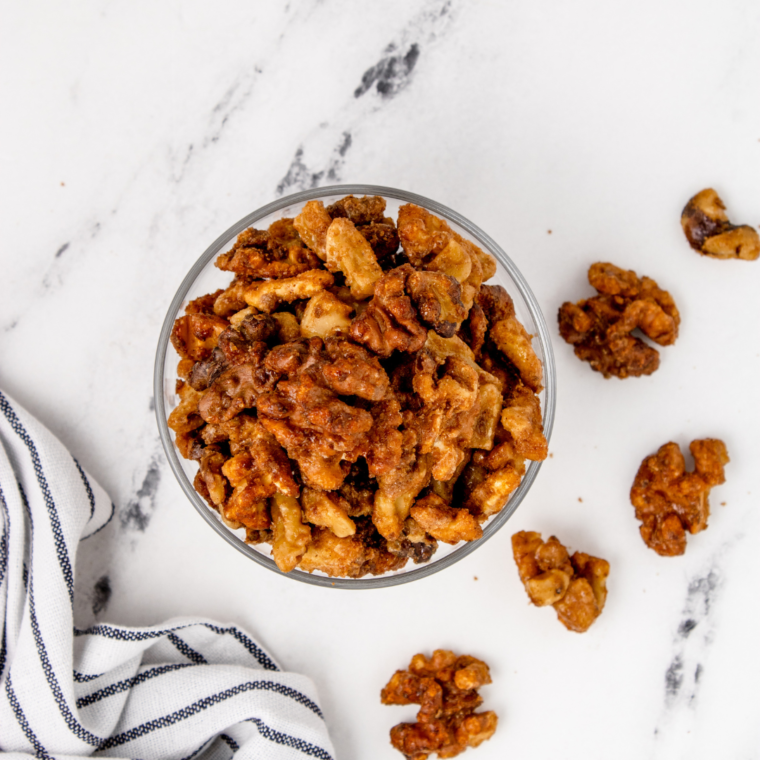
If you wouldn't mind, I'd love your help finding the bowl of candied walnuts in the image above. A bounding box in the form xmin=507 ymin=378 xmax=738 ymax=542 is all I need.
xmin=154 ymin=185 xmax=556 ymax=587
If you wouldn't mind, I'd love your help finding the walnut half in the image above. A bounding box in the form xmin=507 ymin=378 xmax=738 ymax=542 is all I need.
xmin=681 ymin=188 xmax=759 ymax=260
xmin=512 ymin=531 xmax=610 ymax=633
xmin=630 ymin=438 xmax=729 ymax=556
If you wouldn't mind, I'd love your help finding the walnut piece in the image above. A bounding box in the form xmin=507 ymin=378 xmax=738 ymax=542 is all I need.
xmin=558 ymin=262 xmax=679 ymax=378
xmin=215 ymin=219 xmax=322 ymax=279
xmin=630 ymin=438 xmax=729 ymax=556
xmin=681 ymin=188 xmax=760 ymax=260
xmin=381 ymin=649 xmax=497 ymax=760
xmin=324 ymin=217 xmax=383 ymax=299
xmin=244 ymin=269 xmax=334 ymax=312
xmin=512 ymin=531 xmax=610 ymax=633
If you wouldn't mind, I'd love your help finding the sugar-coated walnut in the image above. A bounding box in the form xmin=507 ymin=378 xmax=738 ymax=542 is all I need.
xmin=215 ymin=219 xmax=322 ymax=279
xmin=298 ymin=523 xmax=407 ymax=577
xmin=171 ymin=313 xmax=228 ymax=361
xmin=360 ymin=222 xmax=402 ymax=267
xmin=293 ymin=200 xmax=333 ymax=259
xmin=512 ymin=531 xmax=610 ymax=633
xmin=324 ymin=217 xmax=383 ymax=299
xmin=630 ymin=438 xmax=729 ymax=556
xmin=410 ymin=493 xmax=482 ymax=544
xmin=558 ymin=262 xmax=680 ymax=378
xmin=270 ymin=493 xmax=312 ymax=573
xmin=407 ymin=270 xmax=468 ymax=338
xmin=462 ymin=451 xmax=526 ymax=519
xmin=244 ymin=269 xmax=334 ymax=313
xmin=681 ymin=188 xmax=760 ymax=260
xmin=382 ymin=650 xmax=497 ymax=760
xmin=499 ymin=384 xmax=548 ymax=461
xmin=489 ymin=317 xmax=543 ymax=392
xmin=350 ymin=265 xmax=428 ymax=357
xmin=300 ymin=290 xmax=353 ymax=339
xmin=327 ymin=194 xmax=387 ymax=225
xmin=301 ymin=487 xmax=356 ymax=538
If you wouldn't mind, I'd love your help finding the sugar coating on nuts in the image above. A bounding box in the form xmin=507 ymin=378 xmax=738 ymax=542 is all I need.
xmin=168 ymin=195 xmax=548 ymax=576
xmin=381 ymin=649 xmax=498 ymax=760
xmin=511 ymin=531 xmax=610 ymax=632
xmin=630 ymin=438 xmax=729 ymax=556
xmin=681 ymin=188 xmax=760 ymax=261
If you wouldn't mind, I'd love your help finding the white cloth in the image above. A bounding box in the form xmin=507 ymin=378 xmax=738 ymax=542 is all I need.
xmin=0 ymin=390 xmax=335 ymax=760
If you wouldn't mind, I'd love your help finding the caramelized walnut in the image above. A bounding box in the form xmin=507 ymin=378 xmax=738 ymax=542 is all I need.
xmin=558 ymin=262 xmax=679 ymax=378
xmin=350 ymin=265 xmax=428 ymax=357
xmin=382 ymin=650 xmax=497 ymax=760
xmin=215 ymin=219 xmax=322 ymax=279
xmin=630 ymin=438 xmax=729 ymax=556
xmin=512 ymin=531 xmax=610 ymax=633
xmin=681 ymin=188 xmax=760 ymax=260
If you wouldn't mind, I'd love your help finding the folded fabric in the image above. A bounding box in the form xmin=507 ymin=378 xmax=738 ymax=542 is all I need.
xmin=0 ymin=389 xmax=335 ymax=760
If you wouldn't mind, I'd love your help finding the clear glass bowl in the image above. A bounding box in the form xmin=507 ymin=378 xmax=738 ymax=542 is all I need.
xmin=154 ymin=184 xmax=556 ymax=589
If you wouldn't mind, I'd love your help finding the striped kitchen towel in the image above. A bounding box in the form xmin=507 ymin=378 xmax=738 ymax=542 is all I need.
xmin=0 ymin=389 xmax=335 ymax=760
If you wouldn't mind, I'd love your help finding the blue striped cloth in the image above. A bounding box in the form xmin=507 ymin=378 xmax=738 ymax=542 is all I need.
xmin=0 ymin=390 xmax=335 ymax=759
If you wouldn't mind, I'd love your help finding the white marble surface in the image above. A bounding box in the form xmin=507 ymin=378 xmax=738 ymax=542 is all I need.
xmin=2 ymin=0 xmax=760 ymax=757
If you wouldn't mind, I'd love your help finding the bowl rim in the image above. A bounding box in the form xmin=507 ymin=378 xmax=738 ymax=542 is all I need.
xmin=154 ymin=183 xmax=557 ymax=589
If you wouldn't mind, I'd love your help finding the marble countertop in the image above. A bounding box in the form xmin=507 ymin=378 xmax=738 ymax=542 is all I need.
xmin=2 ymin=0 xmax=759 ymax=757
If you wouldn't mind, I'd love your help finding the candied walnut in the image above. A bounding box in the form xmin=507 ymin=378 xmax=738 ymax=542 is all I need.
xmin=301 ymin=487 xmax=356 ymax=538
xmin=558 ymin=262 xmax=679 ymax=378
xmin=499 ymin=384 xmax=548 ymax=461
xmin=489 ymin=317 xmax=543 ymax=392
xmin=374 ymin=443 xmax=432 ymax=540
xmin=338 ymin=460 xmax=375 ymax=517
xmin=410 ymin=493 xmax=482 ymax=544
xmin=272 ymin=312 xmax=302 ymax=342
xmin=299 ymin=523 xmax=406 ymax=577
xmin=469 ymin=383 xmax=501 ymax=451
xmin=215 ymin=220 xmax=321 ymax=280
xmin=257 ymin=338 xmax=381 ymax=490
xmin=407 ymin=270 xmax=467 ymax=338
xmin=412 ymin=353 xmax=482 ymax=482
xmin=512 ymin=531 xmax=610 ymax=633
xmin=270 ymin=493 xmax=311 ymax=573
xmin=198 ymin=344 xmax=279 ymax=425
xmin=293 ymin=200 xmax=333 ymax=259
xmin=213 ymin=278 xmax=250 ymax=317
xmin=386 ymin=517 xmax=438 ymax=565
xmin=630 ymin=438 xmax=729 ymax=556
xmin=397 ymin=204 xmax=497 ymax=296
xmin=359 ymin=222 xmax=401 ymax=267
xmin=167 ymin=382 xmax=205 ymax=439
xmin=170 ymin=313 xmax=228 ymax=361
xmin=217 ymin=419 xmax=298 ymax=531
xmin=327 ymin=194 xmax=387 ymax=225
xmin=300 ymin=291 xmax=353 ymax=339
xmin=185 ymin=289 xmax=225 ymax=316
xmin=681 ymin=188 xmax=760 ymax=260
xmin=350 ymin=265 xmax=428 ymax=357
xmin=197 ymin=449 xmax=230 ymax=509
xmin=461 ymin=451 xmax=525 ymax=519
xmin=322 ymin=336 xmax=390 ymax=402
xmin=382 ymin=650 xmax=497 ymax=760
xmin=244 ymin=269 xmax=334 ymax=313
xmin=426 ymin=239 xmax=472 ymax=286
xmin=324 ymin=217 xmax=383 ymax=299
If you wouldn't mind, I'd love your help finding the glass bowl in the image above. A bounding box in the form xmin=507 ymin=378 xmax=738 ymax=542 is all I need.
xmin=154 ymin=184 xmax=556 ymax=588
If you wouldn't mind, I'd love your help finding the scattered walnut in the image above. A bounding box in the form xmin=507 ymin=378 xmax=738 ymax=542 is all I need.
xmin=512 ymin=531 xmax=610 ymax=632
xmin=558 ymin=262 xmax=679 ymax=378
xmin=681 ymin=188 xmax=760 ymax=260
xmin=630 ymin=438 xmax=729 ymax=556
xmin=382 ymin=650 xmax=497 ymax=760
